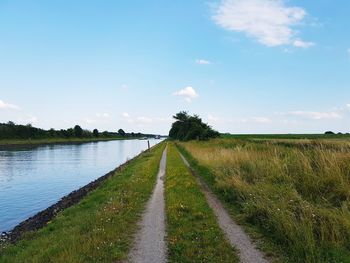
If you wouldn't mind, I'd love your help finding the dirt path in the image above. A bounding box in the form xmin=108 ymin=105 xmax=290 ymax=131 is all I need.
xmin=128 ymin=147 xmax=167 ymax=263
xmin=179 ymin=152 xmax=269 ymax=263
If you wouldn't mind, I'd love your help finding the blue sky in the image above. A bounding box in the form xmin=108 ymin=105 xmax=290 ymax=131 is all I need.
xmin=0 ymin=0 xmax=349 ymax=134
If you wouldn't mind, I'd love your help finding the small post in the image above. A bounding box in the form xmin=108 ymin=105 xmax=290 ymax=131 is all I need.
xmin=147 ymin=140 xmax=150 ymax=150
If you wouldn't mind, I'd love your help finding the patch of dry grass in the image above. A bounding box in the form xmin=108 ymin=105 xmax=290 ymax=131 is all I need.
xmin=179 ymin=138 xmax=350 ymax=262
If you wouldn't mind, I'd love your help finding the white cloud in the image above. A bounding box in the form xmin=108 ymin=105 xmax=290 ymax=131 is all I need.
xmin=0 ymin=100 xmax=20 ymax=110
xmin=347 ymin=49 xmax=350 ymax=55
xmin=196 ymin=59 xmax=211 ymax=65
xmin=347 ymin=104 xmax=350 ymax=108
xmin=122 ymin=112 xmax=131 ymax=118
xmin=293 ymin=39 xmax=315 ymax=48
xmin=173 ymin=86 xmax=199 ymax=102
xmin=96 ymin=113 xmax=110 ymax=118
xmin=286 ymin=110 xmax=342 ymax=120
xmin=212 ymin=0 xmax=313 ymax=48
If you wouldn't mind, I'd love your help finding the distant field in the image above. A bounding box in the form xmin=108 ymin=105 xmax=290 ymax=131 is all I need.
xmin=178 ymin=138 xmax=350 ymax=263
xmin=223 ymin=133 xmax=350 ymax=140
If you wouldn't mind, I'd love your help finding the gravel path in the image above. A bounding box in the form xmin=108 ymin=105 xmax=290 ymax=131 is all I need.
xmin=128 ymin=147 xmax=167 ymax=263
xmin=179 ymin=152 xmax=269 ymax=263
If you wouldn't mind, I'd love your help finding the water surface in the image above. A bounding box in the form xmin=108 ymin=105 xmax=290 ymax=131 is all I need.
xmin=0 ymin=139 xmax=162 ymax=232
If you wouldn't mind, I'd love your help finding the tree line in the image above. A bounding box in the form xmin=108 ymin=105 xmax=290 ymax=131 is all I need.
xmin=0 ymin=122 xmax=150 ymax=140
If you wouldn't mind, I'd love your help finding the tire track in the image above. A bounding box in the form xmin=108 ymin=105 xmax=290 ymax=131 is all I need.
xmin=179 ymin=151 xmax=269 ymax=263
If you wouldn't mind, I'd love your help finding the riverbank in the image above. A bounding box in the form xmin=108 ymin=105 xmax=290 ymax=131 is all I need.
xmin=0 ymin=137 xmax=132 ymax=148
xmin=0 ymin=142 xmax=165 ymax=262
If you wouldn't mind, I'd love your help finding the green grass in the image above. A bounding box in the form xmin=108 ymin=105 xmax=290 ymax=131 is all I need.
xmin=178 ymin=138 xmax=350 ymax=263
xmin=0 ymin=142 xmax=165 ymax=263
xmin=0 ymin=137 xmax=130 ymax=146
xmin=165 ymin=143 xmax=239 ymax=263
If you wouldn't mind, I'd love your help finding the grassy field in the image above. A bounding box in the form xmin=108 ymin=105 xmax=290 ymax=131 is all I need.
xmin=0 ymin=137 xmax=130 ymax=147
xmin=178 ymin=138 xmax=350 ymax=263
xmin=223 ymin=133 xmax=350 ymax=140
xmin=165 ymin=143 xmax=239 ymax=262
xmin=0 ymin=142 xmax=165 ymax=263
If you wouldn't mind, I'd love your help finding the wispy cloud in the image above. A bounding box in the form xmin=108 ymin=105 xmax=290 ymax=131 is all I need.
xmin=347 ymin=48 xmax=350 ymax=55
xmin=284 ymin=110 xmax=342 ymax=120
xmin=208 ymin=114 xmax=219 ymax=122
xmin=212 ymin=0 xmax=314 ymax=48
xmin=122 ymin=112 xmax=130 ymax=118
xmin=137 ymin=116 xmax=153 ymax=124
xmin=252 ymin=117 xmax=272 ymax=123
xmin=196 ymin=59 xmax=211 ymax=65
xmin=293 ymin=40 xmax=315 ymax=48
xmin=0 ymin=99 xmax=20 ymax=110
xmin=173 ymin=86 xmax=199 ymax=102
xmin=16 ymin=115 xmax=38 ymax=125
xmin=121 ymin=113 xmax=171 ymax=127
xmin=84 ymin=113 xmax=111 ymax=124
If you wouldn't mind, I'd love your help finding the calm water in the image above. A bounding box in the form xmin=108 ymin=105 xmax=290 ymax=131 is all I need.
xmin=0 ymin=139 xmax=162 ymax=232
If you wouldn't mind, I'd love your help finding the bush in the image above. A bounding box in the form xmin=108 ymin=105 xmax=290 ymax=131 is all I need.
xmin=169 ymin=112 xmax=220 ymax=141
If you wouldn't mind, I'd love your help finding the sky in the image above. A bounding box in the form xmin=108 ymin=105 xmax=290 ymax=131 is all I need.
xmin=0 ymin=0 xmax=349 ymax=134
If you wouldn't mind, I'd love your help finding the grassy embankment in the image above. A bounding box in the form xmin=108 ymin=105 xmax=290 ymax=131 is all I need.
xmin=0 ymin=142 xmax=165 ymax=263
xmin=178 ymin=138 xmax=350 ymax=263
xmin=0 ymin=137 xmax=132 ymax=146
xmin=165 ymin=143 xmax=239 ymax=262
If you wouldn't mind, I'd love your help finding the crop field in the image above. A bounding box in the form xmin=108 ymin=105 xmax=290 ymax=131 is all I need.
xmin=178 ymin=138 xmax=350 ymax=263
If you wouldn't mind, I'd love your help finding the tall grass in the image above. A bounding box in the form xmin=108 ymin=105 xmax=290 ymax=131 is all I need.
xmin=180 ymin=139 xmax=350 ymax=262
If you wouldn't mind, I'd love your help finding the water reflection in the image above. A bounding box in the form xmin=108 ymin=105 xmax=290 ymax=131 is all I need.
xmin=0 ymin=139 xmax=162 ymax=232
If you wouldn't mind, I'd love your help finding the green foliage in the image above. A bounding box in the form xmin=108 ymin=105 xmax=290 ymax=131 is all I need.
xmin=73 ymin=125 xmax=83 ymax=138
xmin=0 ymin=122 xmax=133 ymax=141
xmin=93 ymin=129 xmax=99 ymax=137
xmin=118 ymin=129 xmax=126 ymax=136
xmin=169 ymin=112 xmax=219 ymax=141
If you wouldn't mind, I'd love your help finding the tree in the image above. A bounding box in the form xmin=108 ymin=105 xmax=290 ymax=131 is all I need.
xmin=118 ymin=129 xmax=126 ymax=136
xmin=325 ymin=131 xmax=335 ymax=135
xmin=74 ymin=125 xmax=83 ymax=137
xmin=169 ymin=111 xmax=220 ymax=141
xmin=93 ymin=129 xmax=99 ymax=137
